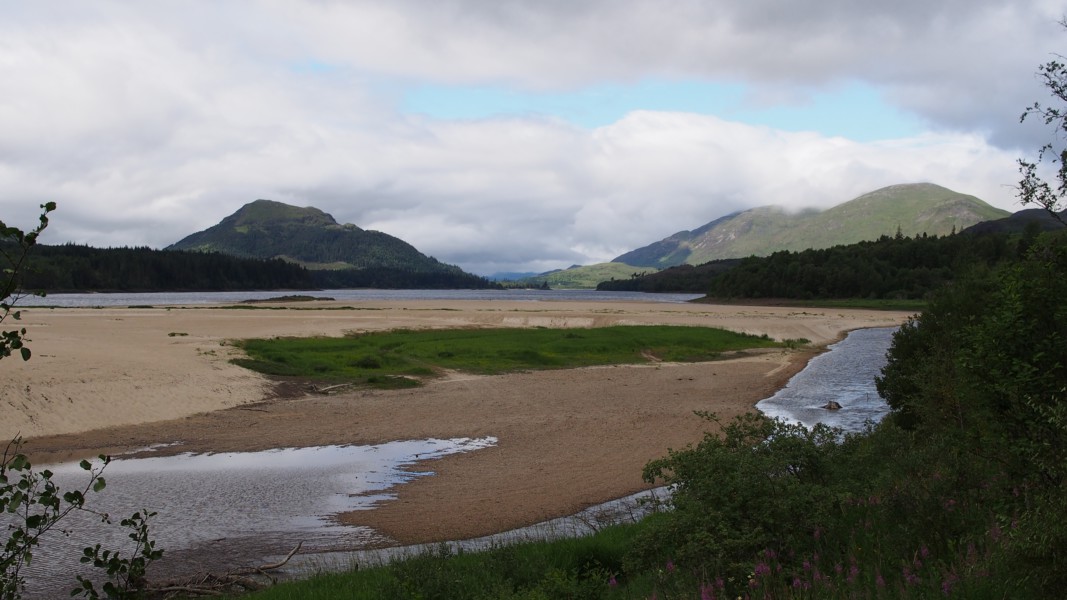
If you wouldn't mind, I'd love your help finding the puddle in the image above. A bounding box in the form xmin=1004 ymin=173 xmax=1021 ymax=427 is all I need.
xmin=14 ymin=437 xmax=496 ymax=598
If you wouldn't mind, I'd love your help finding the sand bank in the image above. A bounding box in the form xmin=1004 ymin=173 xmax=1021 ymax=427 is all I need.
xmin=4 ymin=299 xmax=911 ymax=545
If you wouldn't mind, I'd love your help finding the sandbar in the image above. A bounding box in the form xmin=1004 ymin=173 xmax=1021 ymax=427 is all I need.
xmin=3 ymin=299 xmax=911 ymax=548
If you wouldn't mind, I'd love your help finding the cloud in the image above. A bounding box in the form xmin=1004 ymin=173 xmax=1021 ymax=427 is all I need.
xmin=0 ymin=1 xmax=1054 ymax=274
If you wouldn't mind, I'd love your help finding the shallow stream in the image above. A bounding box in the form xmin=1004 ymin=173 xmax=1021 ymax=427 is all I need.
xmin=757 ymin=327 xmax=897 ymax=432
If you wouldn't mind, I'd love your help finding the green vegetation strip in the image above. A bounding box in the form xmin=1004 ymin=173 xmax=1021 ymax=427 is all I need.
xmin=232 ymin=325 xmax=781 ymax=388
xmin=222 ymin=523 xmax=645 ymax=600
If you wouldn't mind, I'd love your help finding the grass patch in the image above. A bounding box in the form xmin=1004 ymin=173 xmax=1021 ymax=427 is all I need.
xmin=223 ymin=523 xmax=644 ymax=600
xmin=232 ymin=325 xmax=781 ymax=388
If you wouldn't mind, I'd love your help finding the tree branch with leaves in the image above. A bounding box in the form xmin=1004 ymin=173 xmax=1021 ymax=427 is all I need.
xmin=1 ymin=202 xmax=55 ymax=361
xmin=1019 ymin=25 xmax=1067 ymax=224
xmin=1 ymin=203 xmax=162 ymax=600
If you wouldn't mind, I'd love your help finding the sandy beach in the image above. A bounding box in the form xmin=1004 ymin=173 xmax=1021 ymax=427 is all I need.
xmin=3 ymin=298 xmax=911 ymax=548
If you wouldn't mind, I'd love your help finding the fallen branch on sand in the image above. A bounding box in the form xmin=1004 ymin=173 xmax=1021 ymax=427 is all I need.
xmin=150 ymin=542 xmax=303 ymax=598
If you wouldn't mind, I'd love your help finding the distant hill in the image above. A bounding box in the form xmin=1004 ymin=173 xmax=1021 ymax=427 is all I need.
xmin=488 ymin=271 xmax=540 ymax=282
xmin=167 ymin=199 xmax=495 ymax=289
xmin=961 ymin=207 xmax=1066 ymax=235
xmin=614 ymin=183 xmax=1010 ymax=268
xmin=513 ymin=262 xmax=651 ymax=290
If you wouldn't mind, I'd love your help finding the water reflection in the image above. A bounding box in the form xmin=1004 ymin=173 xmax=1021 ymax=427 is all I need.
xmin=757 ymin=327 xmax=897 ymax=432
xmin=20 ymin=437 xmax=495 ymax=597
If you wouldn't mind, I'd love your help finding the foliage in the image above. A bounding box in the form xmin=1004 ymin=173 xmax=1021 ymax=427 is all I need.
xmin=18 ymin=244 xmax=313 ymax=292
xmin=624 ymin=235 xmax=1067 ymax=598
xmin=1 ymin=204 xmax=161 ymax=599
xmin=603 ymin=230 xmax=1022 ymax=299
xmin=1018 ymin=41 xmax=1067 ymax=222
xmin=0 ymin=202 xmax=54 ymax=360
xmin=73 ymin=510 xmax=164 ymax=599
xmin=633 ymin=413 xmax=843 ymax=582
xmin=596 ymin=260 xmax=740 ymax=293
xmin=217 ymin=525 xmax=637 ymax=600
xmin=13 ymin=244 xmax=499 ymax=292
xmin=232 ymin=325 xmax=782 ymax=386
xmin=1 ymin=442 xmax=107 ymax=599
xmin=310 ymin=265 xmax=497 ymax=290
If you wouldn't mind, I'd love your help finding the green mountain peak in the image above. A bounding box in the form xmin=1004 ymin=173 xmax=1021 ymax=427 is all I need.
xmin=614 ymin=183 xmax=1010 ymax=268
xmin=167 ymin=199 xmax=456 ymax=274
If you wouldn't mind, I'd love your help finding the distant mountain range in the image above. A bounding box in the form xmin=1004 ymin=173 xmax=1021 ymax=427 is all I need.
xmin=614 ymin=183 xmax=1010 ymax=268
xmin=167 ymin=199 xmax=494 ymax=289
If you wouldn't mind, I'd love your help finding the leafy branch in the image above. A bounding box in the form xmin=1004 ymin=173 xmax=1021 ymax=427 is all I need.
xmin=1 ymin=202 xmax=56 ymax=361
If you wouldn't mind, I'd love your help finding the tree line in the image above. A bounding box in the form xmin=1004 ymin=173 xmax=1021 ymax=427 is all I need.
xmin=9 ymin=243 xmax=498 ymax=292
xmin=599 ymin=228 xmax=1038 ymax=299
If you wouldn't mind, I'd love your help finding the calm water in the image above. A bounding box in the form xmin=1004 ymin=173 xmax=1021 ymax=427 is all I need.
xmin=27 ymin=289 xmax=704 ymax=307
xmin=18 ymin=438 xmax=496 ymax=598
xmin=757 ymin=327 xmax=898 ymax=432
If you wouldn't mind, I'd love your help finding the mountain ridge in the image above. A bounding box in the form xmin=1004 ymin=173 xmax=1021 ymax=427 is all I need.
xmin=614 ymin=183 xmax=1010 ymax=267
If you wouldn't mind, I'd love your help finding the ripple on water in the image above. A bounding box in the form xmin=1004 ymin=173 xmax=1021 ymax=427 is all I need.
xmin=757 ymin=327 xmax=898 ymax=432
xmin=15 ymin=437 xmax=496 ymax=598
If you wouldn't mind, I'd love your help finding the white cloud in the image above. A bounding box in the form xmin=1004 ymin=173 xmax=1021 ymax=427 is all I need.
xmin=0 ymin=1 xmax=1054 ymax=274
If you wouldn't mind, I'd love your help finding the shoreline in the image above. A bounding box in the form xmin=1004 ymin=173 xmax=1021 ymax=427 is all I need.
xmin=3 ymin=299 xmax=910 ymax=565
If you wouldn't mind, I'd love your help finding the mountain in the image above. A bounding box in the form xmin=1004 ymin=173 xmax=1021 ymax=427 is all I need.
xmin=961 ymin=207 xmax=1066 ymax=235
xmin=168 ymin=199 xmax=459 ymax=274
xmin=167 ymin=199 xmax=497 ymax=289
xmin=613 ymin=183 xmax=1011 ymax=268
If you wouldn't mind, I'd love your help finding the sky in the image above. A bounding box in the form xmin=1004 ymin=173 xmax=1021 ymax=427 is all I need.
xmin=1 ymin=1 xmax=1065 ymax=276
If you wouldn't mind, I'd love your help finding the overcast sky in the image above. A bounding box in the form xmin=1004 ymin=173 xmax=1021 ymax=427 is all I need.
xmin=2 ymin=1 xmax=1064 ymax=275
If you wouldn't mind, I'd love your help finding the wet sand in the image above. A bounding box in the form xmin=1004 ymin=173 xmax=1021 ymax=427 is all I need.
xmin=3 ymin=299 xmax=911 ymax=546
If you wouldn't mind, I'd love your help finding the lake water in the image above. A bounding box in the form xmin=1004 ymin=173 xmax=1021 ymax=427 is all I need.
xmin=26 ymin=289 xmax=705 ymax=307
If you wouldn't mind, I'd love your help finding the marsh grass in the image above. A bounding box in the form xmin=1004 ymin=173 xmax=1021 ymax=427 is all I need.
xmin=231 ymin=325 xmax=781 ymax=388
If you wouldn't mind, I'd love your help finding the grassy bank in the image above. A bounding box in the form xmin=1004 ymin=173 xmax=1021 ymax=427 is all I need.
xmin=223 ymin=524 xmax=647 ymax=600
xmin=231 ymin=325 xmax=785 ymax=388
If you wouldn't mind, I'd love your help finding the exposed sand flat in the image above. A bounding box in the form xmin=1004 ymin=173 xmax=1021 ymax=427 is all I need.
xmin=4 ymin=299 xmax=911 ymax=546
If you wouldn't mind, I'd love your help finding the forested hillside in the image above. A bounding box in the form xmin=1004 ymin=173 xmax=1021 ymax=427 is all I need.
xmin=600 ymin=230 xmax=1030 ymax=300
xmin=168 ymin=199 xmax=465 ymax=274
xmin=18 ymin=244 xmax=312 ymax=291
xmin=13 ymin=244 xmax=496 ymax=292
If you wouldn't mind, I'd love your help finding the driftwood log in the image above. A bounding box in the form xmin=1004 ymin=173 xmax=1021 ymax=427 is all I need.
xmin=149 ymin=542 xmax=304 ymax=598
